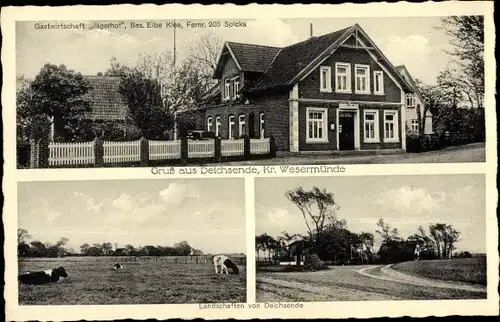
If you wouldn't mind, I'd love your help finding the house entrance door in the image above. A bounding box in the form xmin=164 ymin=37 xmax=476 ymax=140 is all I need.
xmin=339 ymin=112 xmax=355 ymax=150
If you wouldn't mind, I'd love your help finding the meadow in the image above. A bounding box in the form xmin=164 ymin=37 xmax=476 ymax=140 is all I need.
xmin=18 ymin=257 xmax=246 ymax=305
xmin=391 ymin=257 xmax=487 ymax=285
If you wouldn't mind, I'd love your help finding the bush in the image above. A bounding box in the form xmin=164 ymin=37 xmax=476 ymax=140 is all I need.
xmin=304 ymin=253 xmax=327 ymax=271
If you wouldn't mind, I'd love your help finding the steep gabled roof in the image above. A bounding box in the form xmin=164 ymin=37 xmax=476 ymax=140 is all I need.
xmin=214 ymin=42 xmax=281 ymax=77
xmin=395 ymin=65 xmax=421 ymax=95
xmin=226 ymin=42 xmax=282 ymax=73
xmin=249 ymin=26 xmax=353 ymax=93
xmin=247 ymin=24 xmax=413 ymax=94
xmin=84 ymin=76 xmax=127 ymax=121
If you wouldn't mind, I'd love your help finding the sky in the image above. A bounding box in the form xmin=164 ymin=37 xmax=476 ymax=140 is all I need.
xmin=18 ymin=179 xmax=246 ymax=254
xmin=16 ymin=16 xmax=455 ymax=85
xmin=255 ymin=174 xmax=486 ymax=254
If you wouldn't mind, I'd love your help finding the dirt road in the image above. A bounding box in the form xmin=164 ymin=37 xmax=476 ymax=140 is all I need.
xmin=256 ymin=265 xmax=487 ymax=302
xmin=223 ymin=143 xmax=485 ymax=166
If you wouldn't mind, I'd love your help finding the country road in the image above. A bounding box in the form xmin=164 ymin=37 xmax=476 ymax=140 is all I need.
xmin=256 ymin=265 xmax=487 ymax=302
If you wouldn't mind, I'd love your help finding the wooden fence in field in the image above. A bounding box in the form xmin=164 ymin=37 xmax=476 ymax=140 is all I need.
xmin=30 ymin=136 xmax=275 ymax=168
xmin=20 ymin=255 xmax=247 ymax=265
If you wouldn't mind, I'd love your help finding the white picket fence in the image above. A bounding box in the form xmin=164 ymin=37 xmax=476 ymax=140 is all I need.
xmin=44 ymin=137 xmax=271 ymax=166
xmin=48 ymin=141 xmax=95 ymax=166
xmin=103 ymin=140 xmax=141 ymax=163
xmin=188 ymin=139 xmax=215 ymax=158
xmin=250 ymin=138 xmax=271 ymax=155
xmin=221 ymin=139 xmax=245 ymax=157
xmin=149 ymin=140 xmax=181 ymax=160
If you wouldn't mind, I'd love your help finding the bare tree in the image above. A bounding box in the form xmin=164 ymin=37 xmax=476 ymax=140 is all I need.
xmin=186 ymin=31 xmax=224 ymax=92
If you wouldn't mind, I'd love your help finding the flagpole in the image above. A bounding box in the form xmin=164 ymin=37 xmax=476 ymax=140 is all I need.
xmin=173 ymin=19 xmax=178 ymax=141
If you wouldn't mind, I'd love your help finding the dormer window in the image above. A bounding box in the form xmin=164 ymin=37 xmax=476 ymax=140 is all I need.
xmin=406 ymin=94 xmax=415 ymax=107
xmin=320 ymin=66 xmax=332 ymax=92
xmin=335 ymin=62 xmax=351 ymax=93
xmin=232 ymin=76 xmax=240 ymax=99
xmin=355 ymin=64 xmax=370 ymax=94
xmin=224 ymin=79 xmax=230 ymax=100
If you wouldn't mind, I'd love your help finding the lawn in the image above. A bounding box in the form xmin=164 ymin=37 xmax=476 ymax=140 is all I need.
xmin=18 ymin=258 xmax=246 ymax=305
xmin=391 ymin=257 xmax=487 ymax=286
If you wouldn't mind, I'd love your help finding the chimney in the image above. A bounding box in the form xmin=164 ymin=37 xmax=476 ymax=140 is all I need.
xmin=310 ymin=23 xmax=313 ymax=38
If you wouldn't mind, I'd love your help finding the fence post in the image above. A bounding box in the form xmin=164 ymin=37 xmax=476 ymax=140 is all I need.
xmin=269 ymin=136 xmax=277 ymax=158
xmin=243 ymin=135 xmax=251 ymax=159
xmin=139 ymin=137 xmax=149 ymax=167
xmin=94 ymin=137 xmax=104 ymax=167
xmin=180 ymin=137 xmax=188 ymax=165
xmin=214 ymin=137 xmax=222 ymax=163
xmin=29 ymin=139 xmax=39 ymax=168
xmin=30 ymin=138 xmax=49 ymax=169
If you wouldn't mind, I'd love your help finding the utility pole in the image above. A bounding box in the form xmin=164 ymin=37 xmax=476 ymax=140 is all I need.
xmin=173 ymin=19 xmax=178 ymax=141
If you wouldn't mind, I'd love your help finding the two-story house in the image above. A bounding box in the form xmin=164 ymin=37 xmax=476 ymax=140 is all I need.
xmin=395 ymin=65 xmax=433 ymax=135
xmin=199 ymin=24 xmax=417 ymax=153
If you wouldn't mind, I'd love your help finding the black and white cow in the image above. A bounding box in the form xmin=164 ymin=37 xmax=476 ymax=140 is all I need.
xmin=18 ymin=266 xmax=68 ymax=285
xmin=213 ymin=255 xmax=239 ymax=275
xmin=113 ymin=263 xmax=123 ymax=270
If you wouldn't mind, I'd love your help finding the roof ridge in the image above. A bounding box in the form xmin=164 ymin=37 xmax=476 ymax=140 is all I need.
xmin=281 ymin=25 xmax=354 ymax=50
xmin=226 ymin=41 xmax=282 ymax=49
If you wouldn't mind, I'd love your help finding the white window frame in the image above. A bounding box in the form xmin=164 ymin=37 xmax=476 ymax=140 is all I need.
xmin=335 ymin=62 xmax=351 ymax=93
xmin=320 ymin=66 xmax=332 ymax=93
xmin=207 ymin=117 xmax=213 ymax=132
xmin=306 ymin=107 xmax=328 ymax=143
xmin=363 ymin=109 xmax=380 ymax=143
xmin=406 ymin=93 xmax=415 ymax=107
xmin=224 ymin=79 xmax=230 ymax=100
xmin=259 ymin=113 xmax=265 ymax=139
xmin=354 ymin=64 xmax=371 ymax=95
xmin=215 ymin=116 xmax=221 ymax=137
xmin=373 ymin=70 xmax=384 ymax=95
xmin=238 ymin=114 xmax=246 ymax=137
xmin=383 ymin=110 xmax=400 ymax=142
xmin=411 ymin=119 xmax=419 ymax=133
xmin=228 ymin=115 xmax=235 ymax=139
xmin=232 ymin=76 xmax=240 ymax=99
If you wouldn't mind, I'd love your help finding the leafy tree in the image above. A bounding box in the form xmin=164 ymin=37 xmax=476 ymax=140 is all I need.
xmin=285 ymin=186 xmax=339 ymax=249
xmin=192 ymin=249 xmax=204 ymax=256
xmin=118 ymin=68 xmax=169 ymax=139
xmin=440 ymin=16 xmax=484 ymax=108
xmin=375 ymin=218 xmax=402 ymax=244
xmin=173 ymin=241 xmax=192 ymax=256
xmin=17 ymin=228 xmax=32 ymax=244
xmin=17 ymin=64 xmax=93 ymax=142
xmin=101 ymin=242 xmax=114 ymax=256
xmin=80 ymin=243 xmax=90 ymax=255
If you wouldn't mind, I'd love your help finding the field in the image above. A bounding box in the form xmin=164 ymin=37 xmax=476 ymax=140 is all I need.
xmin=256 ymin=262 xmax=487 ymax=302
xmin=392 ymin=257 xmax=487 ymax=285
xmin=18 ymin=257 xmax=246 ymax=305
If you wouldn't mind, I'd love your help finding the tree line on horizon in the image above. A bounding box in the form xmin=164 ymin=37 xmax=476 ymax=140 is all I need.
xmin=17 ymin=229 xmax=211 ymax=258
xmin=256 ymin=186 xmax=470 ymax=269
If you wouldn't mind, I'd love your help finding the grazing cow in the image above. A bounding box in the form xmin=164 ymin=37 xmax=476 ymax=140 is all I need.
xmin=113 ymin=263 xmax=123 ymax=270
xmin=18 ymin=266 xmax=68 ymax=285
xmin=213 ymin=255 xmax=239 ymax=275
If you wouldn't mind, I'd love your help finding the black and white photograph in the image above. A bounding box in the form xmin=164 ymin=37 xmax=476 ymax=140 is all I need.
xmin=16 ymin=16 xmax=486 ymax=169
xmin=17 ymin=179 xmax=247 ymax=305
xmin=255 ymin=175 xmax=487 ymax=302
